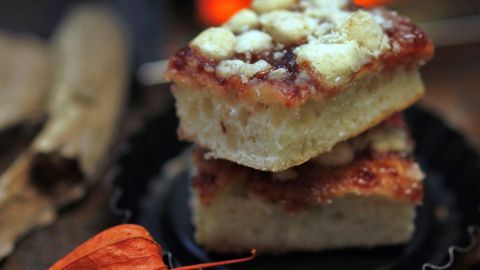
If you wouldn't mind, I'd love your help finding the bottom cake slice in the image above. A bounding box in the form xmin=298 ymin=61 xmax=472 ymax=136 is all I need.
xmin=190 ymin=115 xmax=424 ymax=253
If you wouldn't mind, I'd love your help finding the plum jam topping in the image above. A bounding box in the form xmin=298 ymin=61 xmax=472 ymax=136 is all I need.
xmin=167 ymin=8 xmax=432 ymax=107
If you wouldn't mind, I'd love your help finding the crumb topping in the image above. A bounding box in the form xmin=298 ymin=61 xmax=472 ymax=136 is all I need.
xmin=313 ymin=115 xmax=413 ymax=167
xmin=167 ymin=0 xmax=433 ymax=106
xmin=312 ymin=0 xmax=349 ymax=9
xmin=225 ymin=9 xmax=260 ymax=33
xmin=261 ymin=11 xmax=317 ymax=45
xmin=252 ymin=0 xmax=297 ymax=13
xmin=190 ymin=27 xmax=236 ymax=60
xmin=216 ymin=59 xmax=272 ymax=80
xmin=235 ymin=30 xmax=273 ymax=53
xmin=295 ymin=41 xmax=367 ymax=85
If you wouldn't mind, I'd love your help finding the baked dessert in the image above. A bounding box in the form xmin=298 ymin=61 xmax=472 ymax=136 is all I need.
xmin=165 ymin=0 xmax=433 ymax=172
xmin=190 ymin=115 xmax=424 ymax=253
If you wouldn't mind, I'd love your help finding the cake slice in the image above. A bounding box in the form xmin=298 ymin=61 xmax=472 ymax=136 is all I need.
xmin=165 ymin=0 xmax=433 ymax=172
xmin=190 ymin=115 xmax=424 ymax=253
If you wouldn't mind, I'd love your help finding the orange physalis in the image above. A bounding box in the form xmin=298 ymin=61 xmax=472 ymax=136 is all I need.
xmin=49 ymin=224 xmax=255 ymax=270
xmin=196 ymin=0 xmax=252 ymax=26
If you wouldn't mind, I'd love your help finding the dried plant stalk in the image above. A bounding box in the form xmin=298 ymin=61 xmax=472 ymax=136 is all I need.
xmin=32 ymin=5 xmax=129 ymax=181
xmin=0 ymin=33 xmax=51 ymax=132
xmin=0 ymin=5 xmax=128 ymax=260
xmin=0 ymin=153 xmax=56 ymax=259
xmin=0 ymin=30 xmax=52 ymax=261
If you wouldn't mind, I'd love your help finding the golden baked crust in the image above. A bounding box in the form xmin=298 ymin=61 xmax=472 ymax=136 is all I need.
xmin=165 ymin=1 xmax=433 ymax=107
xmin=192 ymin=115 xmax=424 ymax=211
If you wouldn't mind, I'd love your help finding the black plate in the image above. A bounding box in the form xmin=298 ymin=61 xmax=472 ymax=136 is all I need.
xmin=111 ymin=106 xmax=480 ymax=270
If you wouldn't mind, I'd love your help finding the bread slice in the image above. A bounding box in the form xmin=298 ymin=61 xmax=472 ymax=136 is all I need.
xmin=166 ymin=0 xmax=433 ymax=172
xmin=190 ymin=116 xmax=424 ymax=253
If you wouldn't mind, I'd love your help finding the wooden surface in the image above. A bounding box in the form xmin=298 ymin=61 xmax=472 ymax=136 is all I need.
xmin=2 ymin=43 xmax=480 ymax=269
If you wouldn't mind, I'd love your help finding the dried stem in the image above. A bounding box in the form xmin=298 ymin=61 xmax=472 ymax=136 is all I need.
xmin=32 ymin=5 xmax=129 ymax=181
xmin=0 ymin=4 xmax=129 ymax=260
xmin=0 ymin=33 xmax=51 ymax=132
xmin=0 ymin=153 xmax=56 ymax=259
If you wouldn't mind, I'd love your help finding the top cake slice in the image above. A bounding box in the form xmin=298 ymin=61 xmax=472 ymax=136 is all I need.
xmin=165 ymin=0 xmax=433 ymax=172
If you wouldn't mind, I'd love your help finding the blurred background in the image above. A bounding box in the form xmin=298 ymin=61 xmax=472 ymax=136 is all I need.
xmin=0 ymin=0 xmax=479 ymax=269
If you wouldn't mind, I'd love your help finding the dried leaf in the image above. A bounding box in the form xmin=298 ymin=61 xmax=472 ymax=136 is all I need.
xmin=49 ymin=224 xmax=165 ymax=270
xmin=0 ymin=32 xmax=51 ymax=132
xmin=0 ymin=4 xmax=129 ymax=260
xmin=0 ymin=154 xmax=56 ymax=258
xmin=49 ymin=225 xmax=257 ymax=270
xmin=32 ymin=4 xmax=129 ymax=183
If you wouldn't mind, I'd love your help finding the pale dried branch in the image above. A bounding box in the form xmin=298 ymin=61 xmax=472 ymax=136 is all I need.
xmin=0 ymin=4 xmax=130 ymax=260
xmin=32 ymin=5 xmax=130 ymax=181
xmin=0 ymin=33 xmax=52 ymax=132
xmin=0 ymin=153 xmax=56 ymax=259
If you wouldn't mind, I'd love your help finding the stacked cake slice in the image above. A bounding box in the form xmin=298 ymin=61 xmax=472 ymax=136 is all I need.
xmin=166 ymin=0 xmax=433 ymax=253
